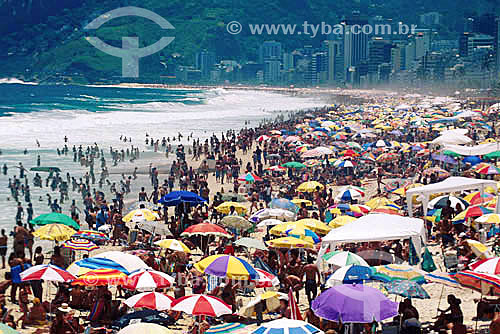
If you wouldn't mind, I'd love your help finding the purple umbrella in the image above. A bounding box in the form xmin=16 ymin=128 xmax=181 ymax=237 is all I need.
xmin=311 ymin=284 xmax=399 ymax=323
xmin=431 ymin=153 xmax=457 ymax=165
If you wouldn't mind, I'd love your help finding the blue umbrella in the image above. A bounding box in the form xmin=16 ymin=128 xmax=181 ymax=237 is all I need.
xmin=431 ymin=154 xmax=457 ymax=165
xmin=326 ymin=265 xmax=372 ymax=287
xmin=158 ymin=191 xmax=206 ymax=206
xmin=269 ymin=198 xmax=299 ymax=213
xmin=253 ymin=319 xmax=322 ymax=334
xmin=384 ymin=280 xmax=430 ymax=299
xmin=463 ymin=156 xmax=482 ymax=166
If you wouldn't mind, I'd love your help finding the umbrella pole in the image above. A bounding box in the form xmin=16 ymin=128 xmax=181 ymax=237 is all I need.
xmin=436 ymin=284 xmax=445 ymax=317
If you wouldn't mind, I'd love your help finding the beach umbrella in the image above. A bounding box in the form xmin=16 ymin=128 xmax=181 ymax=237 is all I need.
xmin=0 ymin=324 xmax=18 ymax=334
xmin=220 ymin=216 xmax=253 ymax=231
xmin=257 ymin=135 xmax=271 ymax=142
xmin=251 ymin=269 xmax=279 ymax=288
xmin=33 ymin=224 xmax=76 ymax=242
xmin=285 ymin=225 xmax=321 ymax=244
xmin=428 ymin=195 xmax=468 ymax=210
xmin=454 ymin=270 xmax=500 ymax=296
xmin=431 ymin=154 xmax=457 ymax=164
xmin=423 ymin=167 xmax=450 ymax=179
xmin=443 ymin=150 xmax=462 ymax=157
xmin=466 ymin=240 xmax=493 ymax=259
xmin=72 ymin=230 xmax=108 ymax=241
xmin=475 ymin=213 xmax=500 ymax=224
xmin=326 ymin=265 xmax=372 ymax=287
xmin=124 ymin=268 xmax=174 ymax=291
xmin=322 ymin=251 xmax=369 ymax=267
xmin=124 ymin=292 xmax=174 ymax=311
xmin=61 ymin=238 xmax=98 ymax=252
xmin=422 ymin=271 xmax=461 ymax=288
xmin=470 ymin=258 xmax=500 ymax=275
xmin=112 ymin=309 xmax=172 ymax=330
xmin=371 ymin=264 xmax=426 ymax=284
xmin=266 ymin=165 xmax=286 ymax=172
xmin=464 ymin=192 xmax=495 ymax=205
xmin=20 ymin=264 xmax=76 ymax=282
xmin=269 ymin=198 xmax=299 ymax=213
xmin=383 ymin=280 xmax=430 ymax=299
xmin=393 ymin=183 xmax=424 ymax=197
xmin=241 ymin=291 xmax=287 ymax=318
xmin=281 ymin=161 xmax=306 ymax=169
xmin=123 ymin=209 xmax=159 ymax=223
xmin=91 ymin=251 xmax=149 ymax=274
xmin=234 ymin=237 xmax=268 ymax=251
xmin=215 ymin=202 xmax=247 ymax=214
xmin=117 ymin=323 xmax=171 ymax=334
xmin=269 ymin=222 xmax=306 ymax=236
xmin=72 ymin=268 xmax=128 ymax=286
xmin=266 ymin=236 xmax=314 ymax=249
xmin=376 ymin=152 xmax=399 ymax=163
xmin=295 ymin=218 xmax=332 ymax=235
xmin=328 ymin=215 xmax=357 ymax=229
xmin=256 ymin=219 xmax=283 ymax=227
xmin=194 ymin=255 xmax=259 ymax=280
xmin=249 ymin=208 xmax=296 ymax=222
xmin=335 ymin=186 xmax=365 ymax=202
xmin=154 ymin=239 xmax=191 ymax=253
xmin=297 ymin=181 xmax=324 ymax=193
xmin=238 ymin=172 xmax=263 ymax=183
xmin=30 ymin=212 xmax=80 ymax=229
xmin=291 ymin=198 xmax=312 ymax=207
xmin=474 ymin=163 xmax=500 ymax=175
xmin=463 ymin=156 xmax=482 ymax=165
xmin=206 ymin=323 xmax=247 ymax=334
xmin=66 ymin=257 xmax=130 ymax=276
xmin=365 ymin=197 xmax=392 ymax=209
xmin=251 ymin=319 xmax=323 ymax=334
xmin=371 ymin=206 xmax=402 ymax=215
xmin=181 ymin=222 xmax=231 ymax=238
xmin=171 ymin=295 xmax=232 ymax=317
xmin=311 ymin=285 xmax=399 ymax=323
xmin=158 ymin=191 xmax=206 ymax=206
xmin=333 ymin=159 xmax=355 ymax=168
xmin=452 ymin=205 xmax=493 ymax=222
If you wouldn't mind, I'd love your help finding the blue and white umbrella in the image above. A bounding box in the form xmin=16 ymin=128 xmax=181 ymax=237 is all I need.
xmin=326 ymin=265 xmax=372 ymax=287
xmin=252 ymin=319 xmax=323 ymax=334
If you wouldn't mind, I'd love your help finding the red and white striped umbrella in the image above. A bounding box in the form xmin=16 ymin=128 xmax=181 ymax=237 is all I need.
xmin=20 ymin=264 xmax=76 ymax=282
xmin=123 ymin=268 xmax=174 ymax=291
xmin=170 ymin=294 xmax=232 ymax=317
xmin=124 ymin=292 xmax=174 ymax=311
xmin=470 ymin=257 xmax=500 ymax=275
xmin=252 ymin=268 xmax=280 ymax=288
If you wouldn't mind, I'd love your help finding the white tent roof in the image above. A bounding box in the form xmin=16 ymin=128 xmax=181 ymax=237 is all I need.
xmin=406 ymin=177 xmax=497 ymax=217
xmin=321 ymin=214 xmax=426 ymax=255
xmin=431 ymin=133 xmax=472 ymax=145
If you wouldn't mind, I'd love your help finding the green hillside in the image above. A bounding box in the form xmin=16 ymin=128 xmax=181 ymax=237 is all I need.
xmin=0 ymin=0 xmax=496 ymax=83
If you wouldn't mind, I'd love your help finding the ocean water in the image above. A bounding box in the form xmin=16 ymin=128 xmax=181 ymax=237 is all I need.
xmin=0 ymin=83 xmax=325 ymax=237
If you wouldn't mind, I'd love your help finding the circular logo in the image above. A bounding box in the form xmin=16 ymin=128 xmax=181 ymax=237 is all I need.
xmin=226 ymin=21 xmax=243 ymax=35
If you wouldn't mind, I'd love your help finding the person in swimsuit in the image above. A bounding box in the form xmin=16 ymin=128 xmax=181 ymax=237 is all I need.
xmin=303 ymin=257 xmax=321 ymax=306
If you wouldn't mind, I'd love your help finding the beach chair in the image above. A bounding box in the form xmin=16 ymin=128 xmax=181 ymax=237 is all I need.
xmin=443 ymin=253 xmax=459 ymax=272
xmin=382 ymin=325 xmax=399 ymax=334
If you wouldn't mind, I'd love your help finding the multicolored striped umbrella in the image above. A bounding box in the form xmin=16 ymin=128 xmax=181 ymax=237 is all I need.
xmin=194 ymin=255 xmax=259 ymax=280
xmin=322 ymin=251 xmax=368 ymax=267
xmin=170 ymin=295 xmax=232 ymax=317
xmin=251 ymin=269 xmax=279 ymax=288
xmin=206 ymin=323 xmax=247 ymax=334
xmin=61 ymin=239 xmax=98 ymax=252
xmin=453 ymin=270 xmax=500 ymax=296
xmin=71 ymin=268 xmax=128 ymax=286
xmin=453 ymin=205 xmax=493 ymax=222
xmin=72 ymin=230 xmax=108 ymax=241
xmin=371 ymin=264 xmax=426 ymax=284
xmin=474 ymin=163 xmax=500 ymax=175
xmin=470 ymin=258 xmax=500 ymax=275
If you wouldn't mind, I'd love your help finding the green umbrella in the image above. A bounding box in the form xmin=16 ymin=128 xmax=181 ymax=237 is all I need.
xmin=442 ymin=150 xmax=461 ymax=157
xmin=281 ymin=161 xmax=306 ymax=169
xmin=31 ymin=212 xmax=80 ymax=230
xmin=29 ymin=166 xmax=61 ymax=173
xmin=485 ymin=151 xmax=500 ymax=159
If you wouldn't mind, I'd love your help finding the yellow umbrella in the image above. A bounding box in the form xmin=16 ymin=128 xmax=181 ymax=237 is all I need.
xmin=154 ymin=239 xmax=191 ymax=253
xmin=122 ymin=209 xmax=159 ymax=223
xmin=328 ymin=215 xmax=357 ymax=228
xmin=33 ymin=224 xmax=76 ymax=242
xmin=295 ymin=218 xmax=331 ymax=235
xmin=291 ymin=198 xmax=312 ymax=207
xmin=365 ymin=197 xmax=392 ymax=209
xmin=240 ymin=291 xmax=287 ymax=317
xmin=466 ymin=240 xmax=493 ymax=259
xmin=297 ymin=181 xmax=324 ymax=192
xmin=215 ymin=202 xmax=247 ymax=214
xmin=269 ymin=222 xmax=305 ymax=236
xmin=393 ymin=183 xmax=424 ymax=196
xmin=267 ymin=237 xmax=314 ymax=249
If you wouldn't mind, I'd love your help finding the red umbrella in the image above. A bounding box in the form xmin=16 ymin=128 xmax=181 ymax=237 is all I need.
xmin=124 ymin=292 xmax=174 ymax=311
xmin=20 ymin=264 xmax=76 ymax=282
xmin=170 ymin=294 xmax=232 ymax=317
xmin=251 ymin=268 xmax=280 ymax=288
xmin=123 ymin=268 xmax=174 ymax=291
xmin=469 ymin=258 xmax=500 ymax=275
xmin=453 ymin=270 xmax=500 ymax=296
xmin=181 ymin=222 xmax=231 ymax=238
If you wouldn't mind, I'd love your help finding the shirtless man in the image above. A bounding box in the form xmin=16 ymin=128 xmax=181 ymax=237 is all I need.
xmin=303 ymin=257 xmax=321 ymax=306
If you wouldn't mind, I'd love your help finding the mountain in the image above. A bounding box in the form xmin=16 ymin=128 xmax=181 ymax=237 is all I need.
xmin=0 ymin=0 xmax=495 ymax=83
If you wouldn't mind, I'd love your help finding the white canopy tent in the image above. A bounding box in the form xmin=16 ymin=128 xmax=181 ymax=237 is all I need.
xmin=320 ymin=214 xmax=427 ymax=258
xmin=406 ymin=177 xmax=497 ymax=217
xmin=443 ymin=142 xmax=500 ymax=156
xmin=431 ymin=133 xmax=472 ymax=146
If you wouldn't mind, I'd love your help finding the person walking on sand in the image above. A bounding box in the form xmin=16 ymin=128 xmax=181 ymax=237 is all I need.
xmin=0 ymin=230 xmax=7 ymax=269
xmin=303 ymin=256 xmax=321 ymax=306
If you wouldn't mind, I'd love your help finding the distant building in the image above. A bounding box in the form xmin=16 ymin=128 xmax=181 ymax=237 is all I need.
xmin=368 ymin=38 xmax=393 ymax=75
xmin=467 ymin=34 xmax=494 ymax=56
xmin=391 ymin=43 xmax=406 ymax=72
xmin=325 ymin=39 xmax=344 ymax=84
xmin=414 ymin=30 xmax=431 ymax=60
xmin=283 ymin=53 xmax=294 ymax=71
xmin=258 ymin=41 xmax=282 ymax=64
xmin=419 ymin=12 xmax=442 ymax=27
xmin=195 ymin=50 xmax=216 ymax=79
xmin=342 ymin=13 xmax=369 ymax=84
xmin=264 ymin=60 xmax=281 ymax=82
xmin=464 ymin=17 xmax=475 ymax=33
